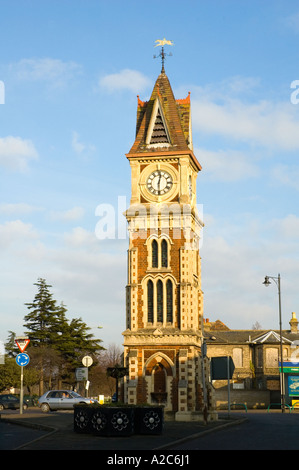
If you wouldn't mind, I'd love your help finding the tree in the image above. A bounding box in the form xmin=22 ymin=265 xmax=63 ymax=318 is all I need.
xmin=23 ymin=278 xmax=62 ymax=394
xmin=5 ymin=331 xmax=18 ymax=357
xmin=89 ymin=344 xmax=123 ymax=397
xmin=23 ymin=278 xmax=60 ymax=347
xmin=252 ymin=321 xmax=262 ymax=330
xmin=23 ymin=278 xmax=104 ymax=393
xmin=0 ymin=357 xmax=20 ymax=392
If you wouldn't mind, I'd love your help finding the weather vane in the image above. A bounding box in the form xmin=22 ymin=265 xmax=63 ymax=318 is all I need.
xmin=154 ymin=38 xmax=174 ymax=73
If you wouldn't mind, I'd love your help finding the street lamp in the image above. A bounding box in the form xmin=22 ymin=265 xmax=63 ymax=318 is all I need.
xmin=263 ymin=273 xmax=285 ymax=413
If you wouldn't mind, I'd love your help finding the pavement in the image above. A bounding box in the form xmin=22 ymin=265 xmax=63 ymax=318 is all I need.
xmin=0 ymin=407 xmax=247 ymax=451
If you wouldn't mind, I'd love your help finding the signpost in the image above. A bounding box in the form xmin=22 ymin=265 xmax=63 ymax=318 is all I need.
xmin=211 ymin=356 xmax=235 ymax=416
xmin=75 ymin=356 xmax=93 ymax=396
xmin=15 ymin=337 xmax=30 ymax=415
xmin=15 ymin=338 xmax=30 ymax=353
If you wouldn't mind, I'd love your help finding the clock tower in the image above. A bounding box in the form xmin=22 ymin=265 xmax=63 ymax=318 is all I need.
xmin=123 ymin=53 xmax=214 ymax=421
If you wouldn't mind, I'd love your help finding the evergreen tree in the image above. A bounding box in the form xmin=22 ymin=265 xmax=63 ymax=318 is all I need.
xmin=23 ymin=278 xmax=104 ymax=393
xmin=23 ymin=278 xmax=60 ymax=346
xmin=5 ymin=331 xmax=18 ymax=357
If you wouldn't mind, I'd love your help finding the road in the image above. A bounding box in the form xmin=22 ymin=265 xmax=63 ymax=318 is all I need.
xmin=1 ymin=409 xmax=299 ymax=451
xmin=0 ymin=421 xmax=49 ymax=450
xmin=169 ymin=411 xmax=299 ymax=450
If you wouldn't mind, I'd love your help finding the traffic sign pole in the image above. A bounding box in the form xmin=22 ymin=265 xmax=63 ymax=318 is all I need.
xmin=227 ymin=356 xmax=231 ymax=418
xmin=20 ymin=366 xmax=24 ymax=415
xmin=15 ymin=351 xmax=30 ymax=415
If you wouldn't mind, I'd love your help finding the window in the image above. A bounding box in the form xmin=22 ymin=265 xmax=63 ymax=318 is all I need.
xmin=233 ymin=348 xmax=243 ymax=368
xmin=146 ymin=278 xmax=174 ymax=325
xmin=166 ymin=280 xmax=173 ymax=322
xmin=147 ymin=280 xmax=154 ymax=323
xmin=152 ymin=240 xmax=158 ymax=268
xmin=150 ymin=238 xmax=169 ymax=269
xmin=161 ymin=239 xmax=168 ymax=267
xmin=266 ymin=348 xmax=279 ymax=367
xmin=157 ymin=280 xmax=163 ymax=323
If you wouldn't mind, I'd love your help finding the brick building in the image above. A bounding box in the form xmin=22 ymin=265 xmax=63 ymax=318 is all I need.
xmin=204 ymin=313 xmax=299 ymax=408
xmin=122 ymin=56 xmax=216 ymax=421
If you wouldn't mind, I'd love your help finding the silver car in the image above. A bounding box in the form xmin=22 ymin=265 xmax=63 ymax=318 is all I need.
xmin=38 ymin=390 xmax=96 ymax=412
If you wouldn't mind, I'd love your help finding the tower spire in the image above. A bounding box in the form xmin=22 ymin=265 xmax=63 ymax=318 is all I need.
xmin=154 ymin=38 xmax=174 ymax=73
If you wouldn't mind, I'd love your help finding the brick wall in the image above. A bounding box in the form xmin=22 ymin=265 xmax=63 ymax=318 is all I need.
xmin=214 ymin=389 xmax=270 ymax=410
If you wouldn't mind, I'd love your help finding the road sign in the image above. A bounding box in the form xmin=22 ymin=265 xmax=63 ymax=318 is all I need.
xmin=76 ymin=367 xmax=88 ymax=381
xmin=279 ymin=362 xmax=299 ymax=373
xmin=15 ymin=337 xmax=30 ymax=353
xmin=210 ymin=356 xmax=235 ymax=380
xmin=82 ymin=355 xmax=93 ymax=367
xmin=16 ymin=353 xmax=30 ymax=367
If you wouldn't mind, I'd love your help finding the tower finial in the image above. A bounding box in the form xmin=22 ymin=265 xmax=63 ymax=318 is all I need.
xmin=154 ymin=38 xmax=174 ymax=73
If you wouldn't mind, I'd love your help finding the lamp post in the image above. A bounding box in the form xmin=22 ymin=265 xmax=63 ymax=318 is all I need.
xmin=263 ymin=273 xmax=285 ymax=413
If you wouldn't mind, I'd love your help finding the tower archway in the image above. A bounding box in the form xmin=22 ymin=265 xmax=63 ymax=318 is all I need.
xmin=144 ymin=352 xmax=175 ymax=409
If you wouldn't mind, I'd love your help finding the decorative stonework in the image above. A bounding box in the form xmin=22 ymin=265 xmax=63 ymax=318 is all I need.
xmin=123 ymin=69 xmax=216 ymax=421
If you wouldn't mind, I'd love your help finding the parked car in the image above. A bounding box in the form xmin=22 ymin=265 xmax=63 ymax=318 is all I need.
xmin=0 ymin=394 xmax=28 ymax=411
xmin=38 ymin=390 xmax=97 ymax=412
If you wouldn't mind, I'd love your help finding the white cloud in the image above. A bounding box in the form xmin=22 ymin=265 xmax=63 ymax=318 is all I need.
xmin=270 ymin=164 xmax=299 ymax=191
xmin=192 ymin=97 xmax=299 ymax=151
xmin=285 ymin=11 xmax=299 ymax=33
xmin=0 ymin=220 xmax=38 ymax=248
xmin=0 ymin=203 xmax=43 ymax=215
xmin=190 ymin=76 xmax=299 ymax=151
xmin=99 ymin=69 xmax=151 ymax=93
xmin=197 ymin=147 xmax=260 ymax=181
xmin=71 ymin=131 xmax=95 ymax=155
xmin=50 ymin=206 xmax=85 ymax=222
xmin=10 ymin=58 xmax=82 ymax=88
xmin=64 ymin=226 xmax=97 ymax=247
xmin=201 ymin=217 xmax=299 ymax=330
xmin=0 ymin=136 xmax=38 ymax=171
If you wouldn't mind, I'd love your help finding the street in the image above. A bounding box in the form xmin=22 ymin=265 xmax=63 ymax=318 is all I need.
xmin=1 ymin=409 xmax=299 ymax=451
xmin=169 ymin=411 xmax=299 ymax=450
xmin=0 ymin=421 xmax=49 ymax=450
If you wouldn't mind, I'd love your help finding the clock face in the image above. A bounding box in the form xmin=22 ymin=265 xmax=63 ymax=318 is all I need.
xmin=147 ymin=170 xmax=173 ymax=196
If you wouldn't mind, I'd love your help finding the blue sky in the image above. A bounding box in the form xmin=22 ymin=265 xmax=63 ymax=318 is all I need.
xmin=1 ymin=0 xmax=299 ymax=349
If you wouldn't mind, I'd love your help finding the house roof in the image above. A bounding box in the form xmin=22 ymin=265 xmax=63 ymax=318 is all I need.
xmin=204 ymin=328 xmax=299 ymax=345
xmin=126 ymin=71 xmax=201 ymax=171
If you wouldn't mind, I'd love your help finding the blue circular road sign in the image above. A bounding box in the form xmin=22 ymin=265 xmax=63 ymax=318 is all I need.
xmin=16 ymin=353 xmax=30 ymax=367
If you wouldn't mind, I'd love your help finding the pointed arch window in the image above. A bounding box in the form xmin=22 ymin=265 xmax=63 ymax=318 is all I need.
xmin=157 ymin=280 xmax=163 ymax=323
xmin=147 ymin=280 xmax=154 ymax=323
xmin=161 ymin=239 xmax=168 ymax=268
xmin=166 ymin=280 xmax=173 ymax=323
xmin=152 ymin=240 xmax=158 ymax=268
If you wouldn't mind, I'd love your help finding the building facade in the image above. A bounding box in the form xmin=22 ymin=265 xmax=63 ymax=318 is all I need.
xmin=122 ymin=63 xmax=215 ymax=420
xmin=204 ymin=313 xmax=299 ymax=408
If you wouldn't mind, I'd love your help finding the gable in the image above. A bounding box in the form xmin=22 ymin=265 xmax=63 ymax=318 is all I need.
xmin=145 ymin=98 xmax=171 ymax=147
xmin=251 ymin=330 xmax=292 ymax=344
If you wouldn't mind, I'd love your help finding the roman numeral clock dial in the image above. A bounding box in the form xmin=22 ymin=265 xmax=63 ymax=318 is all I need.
xmin=146 ymin=170 xmax=173 ymax=196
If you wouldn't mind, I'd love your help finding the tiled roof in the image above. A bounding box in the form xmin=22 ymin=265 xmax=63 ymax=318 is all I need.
xmin=204 ymin=329 xmax=299 ymax=344
xmin=127 ymin=72 xmax=201 ymax=171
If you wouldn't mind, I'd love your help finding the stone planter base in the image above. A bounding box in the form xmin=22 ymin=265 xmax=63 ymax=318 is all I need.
xmin=74 ymin=405 xmax=163 ymax=436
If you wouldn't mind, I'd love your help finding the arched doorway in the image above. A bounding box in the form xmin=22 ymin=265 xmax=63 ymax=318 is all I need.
xmin=144 ymin=353 xmax=175 ymax=409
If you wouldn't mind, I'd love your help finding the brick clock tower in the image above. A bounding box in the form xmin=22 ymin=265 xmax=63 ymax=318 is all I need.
xmin=123 ymin=49 xmax=214 ymax=421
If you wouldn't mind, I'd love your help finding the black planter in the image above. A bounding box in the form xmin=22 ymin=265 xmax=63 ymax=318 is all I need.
xmin=74 ymin=405 xmax=94 ymax=434
xmin=106 ymin=407 xmax=135 ymax=436
xmin=74 ymin=405 xmax=163 ymax=436
xmin=134 ymin=406 xmax=163 ymax=435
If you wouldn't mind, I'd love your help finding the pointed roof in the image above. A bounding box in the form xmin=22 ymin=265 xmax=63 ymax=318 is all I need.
xmin=127 ymin=71 xmax=201 ymax=171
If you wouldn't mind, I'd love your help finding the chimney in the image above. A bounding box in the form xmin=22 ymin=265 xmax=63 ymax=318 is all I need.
xmin=290 ymin=312 xmax=298 ymax=334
